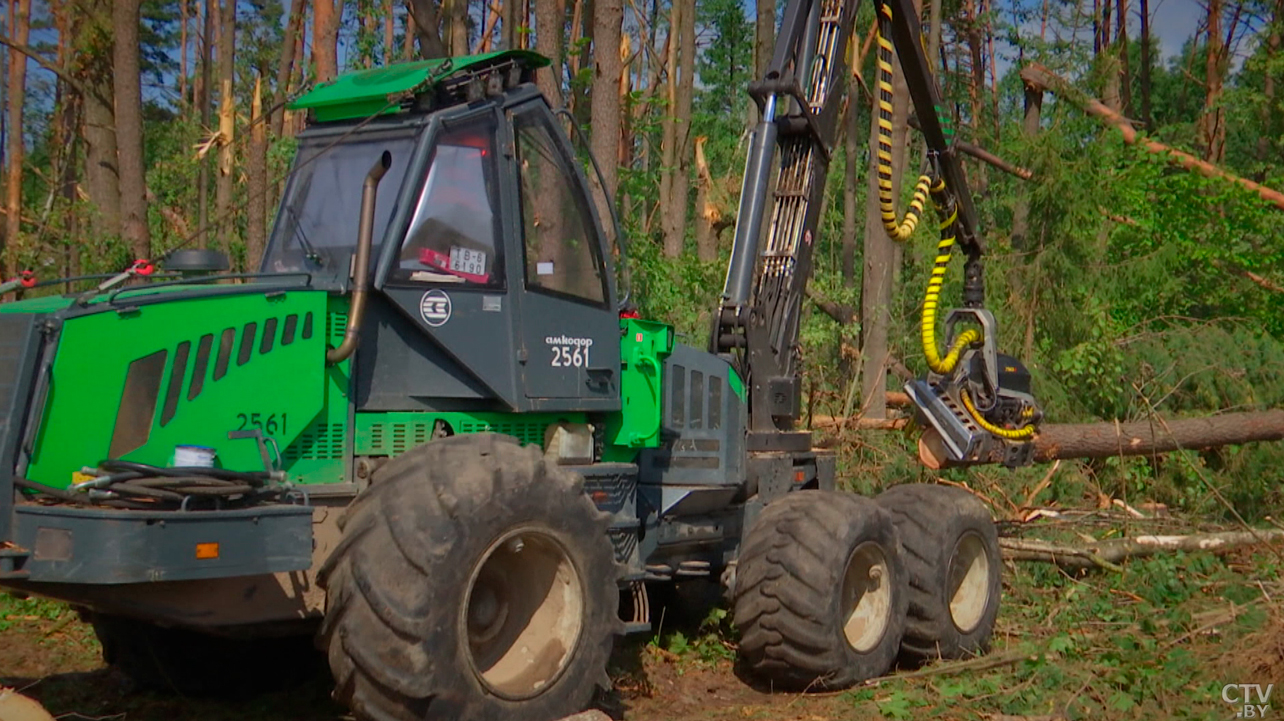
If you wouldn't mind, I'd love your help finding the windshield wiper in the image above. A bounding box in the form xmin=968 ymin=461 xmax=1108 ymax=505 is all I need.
xmin=282 ymin=204 xmax=324 ymax=266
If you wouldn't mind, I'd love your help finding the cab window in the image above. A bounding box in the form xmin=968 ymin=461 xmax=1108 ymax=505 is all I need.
xmin=513 ymin=111 xmax=607 ymax=305
xmin=394 ymin=119 xmax=503 ymax=285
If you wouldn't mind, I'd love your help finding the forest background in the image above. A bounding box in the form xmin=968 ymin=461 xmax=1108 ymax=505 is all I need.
xmin=0 ymin=0 xmax=1282 ymax=517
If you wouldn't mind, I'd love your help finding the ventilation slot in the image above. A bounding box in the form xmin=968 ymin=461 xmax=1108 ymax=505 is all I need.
xmin=160 ymin=341 xmax=190 ymax=427
xmin=282 ymin=314 xmax=298 ymax=346
xmin=109 ymin=350 xmax=167 ymax=458
xmin=189 ymin=334 xmax=213 ymax=400
xmin=238 ymin=323 xmax=257 ymax=366
xmin=260 ymin=317 xmax=278 ymax=355
xmin=671 ymin=365 xmax=686 ymax=427
xmin=283 ymin=422 xmax=346 ymax=460
xmin=214 ymin=328 xmax=234 ymax=380
xmin=690 ymin=371 xmax=704 ymax=429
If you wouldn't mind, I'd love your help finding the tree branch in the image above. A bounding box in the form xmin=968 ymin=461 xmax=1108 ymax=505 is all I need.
xmin=0 ymin=36 xmax=86 ymax=96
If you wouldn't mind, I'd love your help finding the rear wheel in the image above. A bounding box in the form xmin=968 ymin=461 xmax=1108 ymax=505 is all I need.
xmin=318 ymin=433 xmax=619 ymax=721
xmin=733 ymin=491 xmax=908 ymax=690
xmin=876 ymin=484 xmax=1001 ymax=662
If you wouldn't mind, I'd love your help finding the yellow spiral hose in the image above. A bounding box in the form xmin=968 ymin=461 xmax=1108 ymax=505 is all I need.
xmin=875 ymin=2 xmax=931 ymax=242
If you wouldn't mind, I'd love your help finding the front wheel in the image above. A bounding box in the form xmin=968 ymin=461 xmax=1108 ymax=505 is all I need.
xmin=318 ymin=433 xmax=619 ymax=721
xmin=733 ymin=490 xmax=908 ymax=690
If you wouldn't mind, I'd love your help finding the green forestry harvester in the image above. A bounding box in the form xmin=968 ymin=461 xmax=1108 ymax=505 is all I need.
xmin=0 ymin=0 xmax=1043 ymax=716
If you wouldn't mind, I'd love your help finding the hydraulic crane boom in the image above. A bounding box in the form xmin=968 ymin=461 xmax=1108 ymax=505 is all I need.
xmin=713 ymin=0 xmax=1043 ymax=464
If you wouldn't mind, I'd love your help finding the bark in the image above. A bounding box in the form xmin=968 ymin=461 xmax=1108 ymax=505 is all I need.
xmin=963 ymin=0 xmax=988 ymax=193
xmin=1258 ymin=0 xmax=1282 ymax=163
xmin=567 ymin=0 xmax=584 ymax=80
xmin=661 ymin=0 xmax=694 ymax=258
xmin=693 ymin=136 xmax=717 ymax=261
xmin=1139 ymin=0 xmax=1151 ymax=128
xmin=861 ymin=0 xmax=921 ymax=419
xmin=1032 ymin=411 xmax=1284 ymax=462
xmin=534 ymin=0 xmax=565 ymax=105
xmin=589 ymin=0 xmax=623 ymax=197
xmin=386 ymin=0 xmax=396 ymax=60
xmin=248 ymin=76 xmax=268 ymax=271
xmin=1000 ymin=530 xmax=1284 ymax=572
xmin=927 ymin=0 xmax=943 ymax=69
xmin=842 ymin=70 xmax=859 ymax=286
xmin=216 ymin=0 xmax=236 ymax=256
xmin=180 ymin=0 xmax=190 ymax=108
xmin=404 ymin=1 xmax=417 ymax=57
xmin=921 ymin=408 xmax=1284 ymax=469
xmin=113 ymin=0 xmax=150 ymax=261
xmin=447 ymin=0 xmax=468 ymax=54
xmin=1198 ymin=0 xmax=1226 ymax=163
xmin=272 ymin=0 xmax=305 ymax=138
xmin=754 ymin=0 xmax=774 ymax=78
xmin=1117 ymin=0 xmax=1131 ymax=114
xmin=78 ymin=0 xmax=120 ymax=241
xmin=408 ymin=0 xmax=446 ymax=58
xmin=502 ymin=0 xmax=518 ymax=49
xmin=658 ymin=0 xmax=679 ymax=256
xmin=4 ymin=0 xmax=32 ymax=274
xmin=1010 ymin=84 xmax=1042 ymax=251
xmin=314 ymin=0 xmax=339 ymax=82
xmin=1020 ymin=63 xmax=1284 ymax=212
xmin=198 ymin=0 xmax=215 ymax=245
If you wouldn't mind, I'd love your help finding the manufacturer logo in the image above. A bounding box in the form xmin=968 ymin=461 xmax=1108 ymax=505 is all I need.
xmin=419 ymin=289 xmax=452 ymax=327
xmin=1223 ymin=683 xmax=1273 ymax=718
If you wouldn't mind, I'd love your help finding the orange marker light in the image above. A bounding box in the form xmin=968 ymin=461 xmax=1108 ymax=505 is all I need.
xmin=195 ymin=542 xmax=220 ymax=560
xmin=794 ymin=470 xmax=805 ymax=483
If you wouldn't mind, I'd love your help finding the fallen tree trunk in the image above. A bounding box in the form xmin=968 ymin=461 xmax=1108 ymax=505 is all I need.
xmin=1031 ymin=410 xmax=1284 ymax=462
xmin=1020 ymin=62 xmax=1284 ymax=213
xmin=915 ymin=409 xmax=1284 ymax=468
xmin=1000 ymin=529 xmax=1284 ymax=571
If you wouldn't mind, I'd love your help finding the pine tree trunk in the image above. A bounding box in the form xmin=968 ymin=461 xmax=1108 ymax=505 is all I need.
xmin=927 ymin=0 xmax=942 ymax=68
xmin=408 ymin=0 xmax=446 ymax=58
xmin=4 ymin=0 xmax=32 ymax=274
xmin=662 ymin=0 xmax=694 ymax=258
xmin=314 ymin=0 xmax=339 ymax=82
xmin=1258 ymin=0 xmax=1281 ymax=163
xmin=658 ymin=0 xmax=680 ymax=256
xmin=1139 ymin=0 xmax=1151 ymax=128
xmin=754 ymin=0 xmax=773 ymax=77
xmin=589 ymin=0 xmax=622 ymax=198
xmin=216 ymin=0 xmax=236 ymax=258
xmin=180 ymin=0 xmax=190 ymax=108
xmin=448 ymin=0 xmax=468 ymax=54
xmin=694 ymin=136 xmax=717 ymax=261
xmin=1117 ymin=0 xmax=1130 ymax=114
xmin=248 ymin=76 xmax=268 ymax=270
xmin=534 ymin=0 xmax=566 ymax=105
xmin=273 ymin=0 xmax=306 ymax=138
xmin=502 ymin=0 xmax=517 ymax=49
xmin=1010 ymin=84 xmax=1041 ymax=251
xmin=385 ymin=0 xmax=396 ymax=60
xmin=113 ymin=0 xmax=151 ymax=261
xmin=1198 ymin=0 xmax=1225 ymax=163
xmin=198 ymin=0 xmax=215 ymax=245
xmin=841 ymin=72 xmax=859 ymax=286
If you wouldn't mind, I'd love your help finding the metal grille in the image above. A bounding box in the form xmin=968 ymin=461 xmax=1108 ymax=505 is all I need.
xmin=283 ymin=422 xmax=345 ymax=460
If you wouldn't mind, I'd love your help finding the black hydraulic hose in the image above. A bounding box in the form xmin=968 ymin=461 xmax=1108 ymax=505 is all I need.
xmin=14 ymin=477 xmax=91 ymax=504
xmin=98 ymin=460 xmax=270 ymax=485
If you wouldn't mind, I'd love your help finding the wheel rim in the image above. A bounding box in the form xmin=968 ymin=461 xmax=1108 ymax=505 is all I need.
xmin=948 ymin=531 xmax=991 ymax=633
xmin=462 ymin=528 xmax=584 ymax=700
xmin=840 ymin=541 xmax=892 ymax=653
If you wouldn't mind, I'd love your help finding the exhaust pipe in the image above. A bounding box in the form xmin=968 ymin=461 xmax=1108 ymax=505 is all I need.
xmin=327 ymin=150 xmax=392 ymax=365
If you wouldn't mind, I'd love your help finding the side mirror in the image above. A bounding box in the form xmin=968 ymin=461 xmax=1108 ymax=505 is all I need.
xmin=165 ymin=249 xmax=230 ymax=276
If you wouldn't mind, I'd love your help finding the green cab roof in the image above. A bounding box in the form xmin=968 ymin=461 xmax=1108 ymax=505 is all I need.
xmin=290 ymin=50 xmax=550 ymax=123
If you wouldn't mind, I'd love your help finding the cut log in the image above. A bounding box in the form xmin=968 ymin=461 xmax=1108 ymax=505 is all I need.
xmin=1020 ymin=62 xmax=1284 ymax=213
xmin=918 ymin=409 xmax=1284 ymax=468
xmin=1031 ymin=410 xmax=1284 ymax=462
xmin=1000 ymin=529 xmax=1284 ymax=571
xmin=0 ymin=689 xmax=56 ymax=721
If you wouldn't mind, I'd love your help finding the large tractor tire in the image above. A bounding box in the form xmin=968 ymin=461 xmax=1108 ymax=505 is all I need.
xmin=876 ymin=484 xmax=1002 ymax=662
xmin=90 ymin=614 xmax=321 ymax=695
xmin=318 ymin=433 xmax=619 ymax=721
xmin=733 ymin=490 xmax=908 ymax=690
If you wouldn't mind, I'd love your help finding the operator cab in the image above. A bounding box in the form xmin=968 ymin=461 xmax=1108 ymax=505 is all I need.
xmin=265 ymin=52 xmax=622 ymax=414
